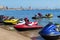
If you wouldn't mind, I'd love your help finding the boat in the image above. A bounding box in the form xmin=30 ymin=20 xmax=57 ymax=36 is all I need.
xmin=45 ymin=14 xmax=53 ymax=18
xmin=14 ymin=21 xmax=42 ymax=31
xmin=3 ymin=19 xmax=19 ymax=25
xmin=32 ymin=15 xmax=42 ymax=19
xmin=57 ymin=16 xmax=60 ymax=18
xmin=32 ymin=13 xmax=42 ymax=19
xmin=39 ymin=22 xmax=60 ymax=40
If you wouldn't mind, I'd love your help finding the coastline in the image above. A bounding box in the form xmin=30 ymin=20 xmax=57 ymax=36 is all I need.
xmin=0 ymin=6 xmax=60 ymax=10
xmin=0 ymin=8 xmax=60 ymax=10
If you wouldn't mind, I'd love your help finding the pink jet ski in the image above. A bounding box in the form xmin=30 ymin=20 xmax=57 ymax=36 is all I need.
xmin=14 ymin=18 xmax=42 ymax=31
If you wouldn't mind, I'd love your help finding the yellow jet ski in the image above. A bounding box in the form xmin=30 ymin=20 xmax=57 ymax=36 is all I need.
xmin=45 ymin=14 xmax=53 ymax=18
xmin=3 ymin=19 xmax=19 ymax=25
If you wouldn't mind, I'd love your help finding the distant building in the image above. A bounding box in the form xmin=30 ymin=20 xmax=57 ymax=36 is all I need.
xmin=20 ymin=6 xmax=24 ymax=10
xmin=28 ymin=6 xmax=32 ymax=10
xmin=0 ymin=6 xmax=8 ymax=10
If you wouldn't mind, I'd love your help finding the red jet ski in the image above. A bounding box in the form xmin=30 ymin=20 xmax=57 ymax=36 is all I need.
xmin=14 ymin=21 xmax=42 ymax=31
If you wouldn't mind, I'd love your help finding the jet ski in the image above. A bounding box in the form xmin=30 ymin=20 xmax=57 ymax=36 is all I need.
xmin=32 ymin=15 xmax=41 ymax=19
xmin=4 ymin=19 xmax=19 ymax=25
xmin=14 ymin=21 xmax=42 ymax=31
xmin=57 ymin=16 xmax=60 ymax=18
xmin=3 ymin=18 xmax=19 ymax=25
xmin=45 ymin=14 xmax=53 ymax=18
xmin=32 ymin=13 xmax=42 ymax=19
xmin=39 ymin=22 xmax=60 ymax=40
xmin=3 ymin=16 xmax=20 ymax=25
xmin=41 ymin=14 xmax=53 ymax=18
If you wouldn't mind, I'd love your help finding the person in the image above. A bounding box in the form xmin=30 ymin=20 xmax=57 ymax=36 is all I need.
xmin=24 ymin=18 xmax=29 ymax=25
xmin=37 ymin=13 xmax=42 ymax=17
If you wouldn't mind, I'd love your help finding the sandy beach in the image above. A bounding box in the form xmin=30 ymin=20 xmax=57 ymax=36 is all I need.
xmin=0 ymin=25 xmax=40 ymax=40
xmin=0 ymin=28 xmax=31 ymax=40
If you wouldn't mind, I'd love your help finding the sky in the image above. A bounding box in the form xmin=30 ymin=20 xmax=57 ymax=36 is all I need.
xmin=0 ymin=0 xmax=60 ymax=9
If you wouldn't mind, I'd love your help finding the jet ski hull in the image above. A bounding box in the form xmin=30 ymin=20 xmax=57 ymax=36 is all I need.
xmin=14 ymin=24 xmax=42 ymax=31
xmin=32 ymin=17 xmax=40 ymax=19
xmin=14 ymin=27 xmax=42 ymax=31
xmin=41 ymin=35 xmax=60 ymax=40
xmin=57 ymin=16 xmax=60 ymax=18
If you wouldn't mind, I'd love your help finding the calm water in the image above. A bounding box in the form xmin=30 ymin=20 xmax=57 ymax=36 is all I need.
xmin=0 ymin=10 xmax=60 ymax=26
xmin=0 ymin=10 xmax=60 ymax=40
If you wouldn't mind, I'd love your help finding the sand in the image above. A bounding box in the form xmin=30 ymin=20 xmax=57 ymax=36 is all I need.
xmin=0 ymin=25 xmax=41 ymax=40
xmin=0 ymin=28 xmax=31 ymax=40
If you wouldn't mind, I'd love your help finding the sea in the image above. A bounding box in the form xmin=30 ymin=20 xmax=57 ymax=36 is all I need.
xmin=0 ymin=10 xmax=60 ymax=26
xmin=0 ymin=10 xmax=60 ymax=40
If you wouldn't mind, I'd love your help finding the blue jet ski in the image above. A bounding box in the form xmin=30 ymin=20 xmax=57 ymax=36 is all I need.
xmin=39 ymin=22 xmax=60 ymax=40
